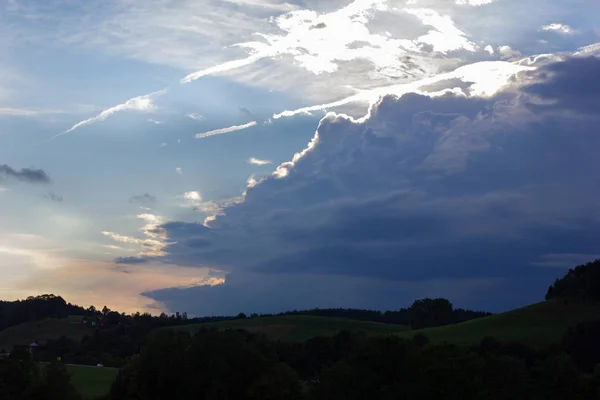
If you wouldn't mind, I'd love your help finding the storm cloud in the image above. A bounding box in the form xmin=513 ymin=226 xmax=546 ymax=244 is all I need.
xmin=145 ymin=56 xmax=600 ymax=315
xmin=0 ymin=164 xmax=51 ymax=184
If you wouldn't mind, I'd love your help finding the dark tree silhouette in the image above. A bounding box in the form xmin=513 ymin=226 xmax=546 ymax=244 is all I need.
xmin=546 ymin=259 xmax=600 ymax=302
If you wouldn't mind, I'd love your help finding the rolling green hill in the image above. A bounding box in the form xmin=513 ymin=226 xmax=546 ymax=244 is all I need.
xmin=167 ymin=315 xmax=410 ymax=341
xmin=0 ymin=315 xmax=87 ymax=351
xmin=396 ymin=300 xmax=600 ymax=348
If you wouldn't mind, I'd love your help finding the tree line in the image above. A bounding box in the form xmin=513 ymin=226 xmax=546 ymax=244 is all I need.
xmin=275 ymin=300 xmax=491 ymax=328
xmin=107 ymin=322 xmax=600 ymax=400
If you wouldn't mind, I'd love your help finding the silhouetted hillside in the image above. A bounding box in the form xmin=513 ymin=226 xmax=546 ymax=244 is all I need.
xmin=0 ymin=294 xmax=86 ymax=332
xmin=278 ymin=304 xmax=491 ymax=328
xmin=546 ymin=259 xmax=600 ymax=302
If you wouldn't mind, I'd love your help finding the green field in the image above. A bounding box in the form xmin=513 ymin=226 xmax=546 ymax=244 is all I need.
xmin=67 ymin=365 xmax=118 ymax=399
xmin=169 ymin=315 xmax=410 ymax=341
xmin=0 ymin=316 xmax=87 ymax=351
xmin=396 ymin=300 xmax=600 ymax=348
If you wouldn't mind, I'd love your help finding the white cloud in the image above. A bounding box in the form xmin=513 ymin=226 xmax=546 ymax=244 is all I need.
xmin=101 ymin=231 xmax=165 ymax=255
xmin=136 ymin=213 xmax=167 ymax=239
xmin=455 ymin=0 xmax=494 ymax=5
xmin=247 ymin=175 xmax=259 ymax=188
xmin=0 ymin=107 xmax=65 ymax=117
xmin=148 ymin=119 xmax=162 ymax=124
xmin=484 ymin=45 xmax=494 ymax=55
xmin=183 ymin=191 xmax=202 ymax=201
xmin=273 ymin=60 xmax=532 ymax=119
xmin=540 ymin=23 xmax=575 ymax=34
xmin=137 ymin=213 xmax=164 ymax=224
xmin=187 ymin=113 xmax=205 ymax=121
xmin=498 ymin=45 xmax=521 ymax=59
xmin=175 ymin=168 xmax=182 ymax=175
xmin=101 ymin=227 xmax=167 ymax=257
xmin=247 ymin=157 xmax=272 ymax=165
xmin=195 ymin=121 xmax=257 ymax=139
xmin=404 ymin=8 xmax=478 ymax=53
xmin=575 ymin=42 xmax=600 ymax=56
xmin=160 ymin=142 xmax=168 ymax=147
xmin=55 ymin=89 xmax=167 ymax=138
xmin=181 ymin=55 xmax=266 ymax=84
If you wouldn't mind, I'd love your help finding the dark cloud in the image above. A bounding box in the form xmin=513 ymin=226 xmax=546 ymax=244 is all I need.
xmin=129 ymin=193 xmax=156 ymax=206
xmin=310 ymin=22 xmax=327 ymax=29
xmin=0 ymin=164 xmax=50 ymax=184
xmin=44 ymin=193 xmax=63 ymax=202
xmin=145 ymin=273 xmax=516 ymax=316
xmin=239 ymin=107 xmax=252 ymax=117
xmin=144 ymin=56 xmax=600 ymax=315
xmin=114 ymin=265 xmax=132 ymax=274
xmin=522 ymin=56 xmax=600 ymax=114
xmin=115 ymin=256 xmax=150 ymax=265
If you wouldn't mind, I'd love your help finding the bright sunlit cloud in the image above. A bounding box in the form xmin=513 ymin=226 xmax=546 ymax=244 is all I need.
xmin=541 ymin=23 xmax=575 ymax=34
xmin=247 ymin=157 xmax=272 ymax=165
xmin=273 ymin=60 xmax=533 ymax=119
xmin=55 ymin=89 xmax=167 ymax=138
xmin=183 ymin=191 xmax=202 ymax=201
xmin=404 ymin=8 xmax=478 ymax=53
xmin=195 ymin=121 xmax=258 ymax=139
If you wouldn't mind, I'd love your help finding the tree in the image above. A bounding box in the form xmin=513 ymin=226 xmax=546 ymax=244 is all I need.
xmin=561 ymin=319 xmax=600 ymax=372
xmin=40 ymin=362 xmax=81 ymax=400
xmin=408 ymin=298 xmax=454 ymax=329
xmin=0 ymin=349 xmax=41 ymax=400
xmin=247 ymin=363 xmax=304 ymax=400
xmin=545 ymin=259 xmax=600 ymax=302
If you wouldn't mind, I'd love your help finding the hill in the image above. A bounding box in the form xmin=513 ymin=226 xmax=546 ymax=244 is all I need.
xmin=0 ymin=294 xmax=87 ymax=332
xmin=167 ymin=315 xmax=410 ymax=341
xmin=0 ymin=315 xmax=87 ymax=351
xmin=396 ymin=300 xmax=600 ymax=348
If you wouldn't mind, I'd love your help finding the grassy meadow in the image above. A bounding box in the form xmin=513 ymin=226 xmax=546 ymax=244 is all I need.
xmin=0 ymin=315 xmax=87 ymax=351
xmin=67 ymin=365 xmax=118 ymax=399
xmin=396 ymin=300 xmax=600 ymax=347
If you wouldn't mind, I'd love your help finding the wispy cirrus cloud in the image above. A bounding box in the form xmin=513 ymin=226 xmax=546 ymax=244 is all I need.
xmin=187 ymin=113 xmax=205 ymax=121
xmin=55 ymin=89 xmax=167 ymax=138
xmin=195 ymin=121 xmax=257 ymax=139
xmin=181 ymin=54 xmax=266 ymax=84
xmin=101 ymin=231 xmax=166 ymax=257
xmin=0 ymin=107 xmax=66 ymax=117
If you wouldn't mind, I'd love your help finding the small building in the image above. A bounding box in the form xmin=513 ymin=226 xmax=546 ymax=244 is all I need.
xmin=14 ymin=341 xmax=46 ymax=354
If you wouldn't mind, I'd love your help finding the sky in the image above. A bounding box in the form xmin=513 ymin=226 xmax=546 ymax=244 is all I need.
xmin=1 ymin=0 xmax=599 ymax=315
